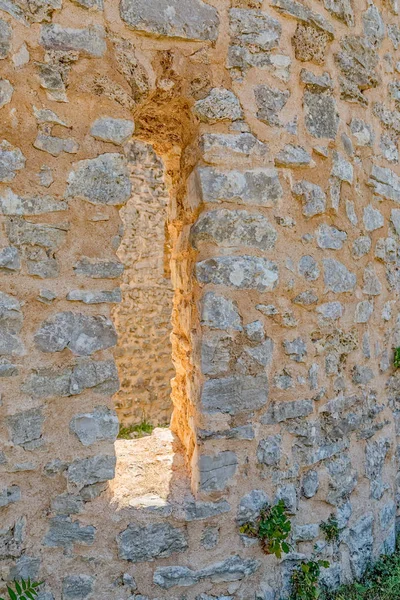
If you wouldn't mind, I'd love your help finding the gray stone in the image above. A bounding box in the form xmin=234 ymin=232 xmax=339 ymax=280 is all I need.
xmin=196 ymin=255 xmax=278 ymax=291
xmin=197 ymin=167 xmax=282 ymax=207
xmin=198 ymin=451 xmax=238 ymax=491
xmin=301 ymin=470 xmax=319 ymax=498
xmin=120 ymin=0 xmax=219 ymax=41
xmin=316 ymin=224 xmax=347 ymax=249
xmin=300 ymin=69 xmax=333 ymax=91
xmin=332 ymin=151 xmax=353 ymax=183
xmin=51 ymin=493 xmax=84 ymax=515
xmin=33 ymin=107 xmax=67 ymax=126
xmin=201 ymin=527 xmax=219 ymax=550
xmin=257 ymin=435 xmax=281 ymax=466
xmin=345 ymin=514 xmax=374 ymax=579
xmin=0 ymin=291 xmax=24 ymax=356
xmin=271 ymin=0 xmax=334 ymax=35
xmin=201 ymin=375 xmax=268 ymax=415
xmin=346 ymin=199 xmax=357 ymax=225
xmin=0 ymin=79 xmax=13 ymax=108
xmin=323 ymin=0 xmax=354 ymax=26
xmin=192 ymin=209 xmax=277 ymax=251
xmin=380 ymin=501 xmax=396 ymax=530
xmin=194 ymin=89 xmax=242 ymax=123
xmin=43 ymin=517 xmax=95 ymax=550
xmin=0 ymin=246 xmax=20 ymax=272
xmin=201 ymin=291 xmax=242 ymax=331
xmin=236 ymin=490 xmax=269 ymax=526
xmin=153 ymin=555 xmax=259 ymax=589
xmin=352 ymin=236 xmax=371 ymax=259
xmin=0 ymin=517 xmax=26 ymax=559
xmin=66 ymin=289 xmax=122 ymax=304
xmin=363 ymin=4 xmax=385 ymax=46
xmin=380 ymin=133 xmax=398 ymax=163
xmin=0 ymin=140 xmax=25 ymax=182
xmin=117 ymin=523 xmax=188 ymax=562
xmin=293 ymin=290 xmax=318 ymax=305
xmin=198 ymin=425 xmax=255 ymax=441
xmin=293 ymin=523 xmax=319 ymax=542
xmin=34 ymin=312 xmax=117 ymax=356
xmin=323 ymin=258 xmax=356 ymax=293
xmin=244 ymin=321 xmax=264 ymax=342
xmin=391 ymin=209 xmax=400 ymax=235
xmin=34 ymin=132 xmax=79 ymax=157
xmin=362 ymin=263 xmax=382 ymax=296
xmin=37 ymin=62 xmax=66 ymax=102
xmin=0 ymin=358 xmax=18 ymax=377
xmin=72 ymin=0 xmax=103 ymax=8
xmin=363 ymin=204 xmax=384 ymax=232
xmin=38 ymin=165 xmax=54 ymax=187
xmin=304 ymin=92 xmax=339 ymax=139
xmin=40 ymin=24 xmax=106 ymax=57
xmin=283 ymin=337 xmax=307 ymax=362
xmin=298 ymin=255 xmax=320 ymax=280
xmin=229 ymin=8 xmax=281 ymax=53
xmin=352 ymin=365 xmax=374 ymax=385
xmin=254 ymin=84 xmax=290 ymax=127
xmin=336 ymin=36 xmax=379 ymax=105
xmin=90 ymin=117 xmax=135 ymax=145
xmin=262 ymin=399 xmax=313 ymax=423
xmin=389 ymin=23 xmax=400 ymax=48
xmin=70 ymin=406 xmax=119 ymax=446
xmin=10 ymin=555 xmax=40 ymax=581
xmin=74 ymin=257 xmax=124 ymax=279
xmin=180 ymin=500 xmax=231 ymax=522
xmin=0 ymin=18 xmax=11 ymax=59
xmin=6 ymin=218 xmax=68 ymax=250
xmin=365 ymin=437 xmax=390 ymax=496
xmin=201 ymin=331 xmax=233 ymax=376
xmin=66 ymin=455 xmax=116 ymax=489
xmin=201 ymin=133 xmax=268 ymax=166
xmin=275 ymin=144 xmax=312 ymax=167
xmin=7 ymin=408 xmax=44 ymax=449
xmin=276 ymin=484 xmax=297 ymax=514
xmin=355 ymin=301 xmax=373 ymax=324
xmin=66 ymin=154 xmax=131 ymax=206
xmin=293 ymin=180 xmax=326 ymax=218
xmin=350 ymin=118 xmax=373 ymax=146
xmin=0 ymin=188 xmax=67 ymax=215
xmin=0 ymin=485 xmax=21 ymax=508
xmin=62 ymin=576 xmax=94 ymax=600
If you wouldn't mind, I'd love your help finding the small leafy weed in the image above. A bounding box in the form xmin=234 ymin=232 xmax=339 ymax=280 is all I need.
xmin=0 ymin=578 xmax=43 ymax=600
xmin=320 ymin=515 xmax=340 ymax=543
xmin=291 ymin=560 xmax=330 ymax=600
xmin=240 ymin=499 xmax=292 ymax=559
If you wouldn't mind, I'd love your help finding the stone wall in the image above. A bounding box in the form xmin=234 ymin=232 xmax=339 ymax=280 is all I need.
xmin=113 ymin=141 xmax=174 ymax=427
xmin=1 ymin=0 xmax=400 ymax=599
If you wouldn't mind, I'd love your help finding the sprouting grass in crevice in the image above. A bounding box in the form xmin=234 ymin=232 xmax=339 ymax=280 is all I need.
xmin=117 ymin=421 xmax=155 ymax=439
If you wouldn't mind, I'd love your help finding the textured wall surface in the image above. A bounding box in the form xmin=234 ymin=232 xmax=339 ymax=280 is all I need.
xmin=113 ymin=141 xmax=174 ymax=427
xmin=1 ymin=0 xmax=400 ymax=599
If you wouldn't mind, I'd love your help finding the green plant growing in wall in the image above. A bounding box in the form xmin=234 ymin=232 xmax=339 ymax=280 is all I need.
xmin=320 ymin=515 xmax=340 ymax=543
xmin=291 ymin=560 xmax=330 ymax=600
xmin=0 ymin=579 xmax=43 ymax=600
xmin=240 ymin=499 xmax=292 ymax=559
xmin=394 ymin=348 xmax=400 ymax=369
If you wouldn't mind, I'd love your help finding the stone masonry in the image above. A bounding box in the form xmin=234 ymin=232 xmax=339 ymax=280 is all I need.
xmin=1 ymin=0 xmax=400 ymax=599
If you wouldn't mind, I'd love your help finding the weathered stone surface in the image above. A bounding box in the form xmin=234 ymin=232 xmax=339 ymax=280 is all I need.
xmin=0 ymin=18 xmax=11 ymax=59
xmin=198 ymin=425 xmax=255 ymax=441
xmin=43 ymin=517 xmax=95 ymax=550
xmin=120 ymin=0 xmax=219 ymax=41
xmin=323 ymin=0 xmax=354 ymax=26
xmin=236 ymin=490 xmax=269 ymax=526
xmin=153 ymin=555 xmax=259 ymax=589
xmin=355 ymin=301 xmax=373 ymax=324
xmin=345 ymin=514 xmax=374 ymax=579
xmin=72 ymin=0 xmax=103 ymax=8
xmin=6 ymin=218 xmax=68 ymax=250
xmin=257 ymin=435 xmax=281 ymax=466
xmin=298 ymin=255 xmax=320 ymax=280
xmin=0 ymin=246 xmax=20 ymax=272
xmin=51 ymin=493 xmax=84 ymax=515
xmin=0 ymin=358 xmax=18 ymax=377
xmin=0 ymin=292 xmax=24 ymax=356
xmin=323 ymin=258 xmax=356 ymax=293
xmin=304 ymin=92 xmax=339 ymax=139
xmin=66 ymin=289 xmax=122 ymax=304
xmin=275 ymin=144 xmax=312 ymax=167
xmin=10 ymin=555 xmax=40 ymax=582
xmin=352 ymin=236 xmax=371 ymax=259
xmin=66 ymin=154 xmax=131 ymax=206
xmin=316 ymin=301 xmax=343 ymax=320
xmin=283 ymin=337 xmax=307 ymax=362
xmin=363 ymin=204 xmax=384 ymax=232
xmin=380 ymin=133 xmax=398 ymax=164
xmin=201 ymin=375 xmax=268 ymax=415
xmin=34 ymin=132 xmax=79 ymax=157
xmin=229 ymin=8 xmax=281 ymax=52
xmin=8 ymin=408 xmax=44 ymax=449
xmin=191 ymin=209 xmax=277 ymax=251
xmin=316 ymin=224 xmax=347 ymax=249
xmin=0 ymin=188 xmax=67 ymax=215
xmin=201 ymin=291 xmax=242 ymax=331
xmin=194 ymin=89 xmax=242 ymax=123
xmin=196 ymin=256 xmax=279 ymax=291
xmin=0 ymin=79 xmax=13 ymax=108
xmin=201 ymin=133 xmax=268 ymax=166
xmin=262 ymin=399 xmax=313 ymax=423
xmin=272 ymin=0 xmax=334 ymax=35
xmin=199 ymin=451 xmax=238 ymax=492
xmin=201 ymin=330 xmax=233 ymax=376
xmin=0 ymin=517 xmax=25 ymax=559
xmin=40 ymin=24 xmax=106 ymax=57
xmin=74 ymin=257 xmax=124 ymax=279
xmin=365 ymin=437 xmax=390 ymax=500
xmin=255 ymin=84 xmax=290 ymax=126
xmin=0 ymin=485 xmax=21 ymax=508
xmin=350 ymin=118 xmax=373 ymax=146
xmin=90 ymin=117 xmax=135 ymax=145
xmin=66 ymin=455 xmax=116 ymax=489
xmin=197 ymin=167 xmax=282 ymax=207
xmin=336 ymin=36 xmax=379 ymax=105
xmin=368 ymin=164 xmax=400 ymax=203
xmin=292 ymin=22 xmax=331 ymax=64
xmin=293 ymin=180 xmax=326 ymax=218
xmin=362 ymin=263 xmax=382 ymax=296
xmin=34 ymin=312 xmax=117 ymax=356
xmin=301 ymin=470 xmax=319 ymax=498
xmin=117 ymin=523 xmax=188 ymax=563
xmin=62 ymin=576 xmax=94 ymax=600
xmin=179 ymin=499 xmax=231 ymax=522
xmin=243 ymin=338 xmax=274 ymax=368
xmin=70 ymin=406 xmax=119 ymax=446
xmin=300 ymin=69 xmax=333 ymax=91
xmin=332 ymin=151 xmax=353 ymax=183
xmin=0 ymin=141 xmax=25 ymax=182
